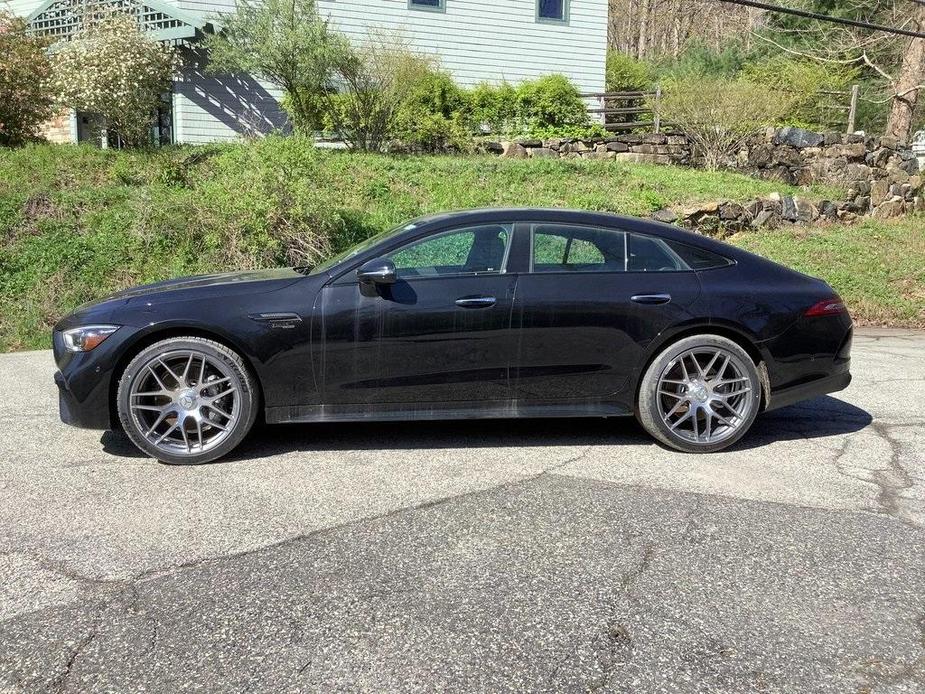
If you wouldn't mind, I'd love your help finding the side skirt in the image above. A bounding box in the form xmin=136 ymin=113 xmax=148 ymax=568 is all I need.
xmin=265 ymin=400 xmax=632 ymax=424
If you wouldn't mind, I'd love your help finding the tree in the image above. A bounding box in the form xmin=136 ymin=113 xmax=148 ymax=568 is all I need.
xmin=205 ymin=0 xmax=351 ymax=134
xmin=49 ymin=13 xmax=178 ymax=146
xmin=0 ymin=11 xmax=54 ymax=147
xmin=885 ymin=4 xmax=925 ymax=140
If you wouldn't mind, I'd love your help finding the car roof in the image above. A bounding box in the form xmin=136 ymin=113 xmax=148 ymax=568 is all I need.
xmin=404 ymin=208 xmax=733 ymax=252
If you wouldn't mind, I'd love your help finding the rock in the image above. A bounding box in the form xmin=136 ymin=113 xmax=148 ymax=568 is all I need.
xmin=606 ymin=141 xmax=629 ymax=152
xmin=873 ymin=197 xmax=905 ymax=218
xmin=871 ymin=179 xmax=891 ymax=206
xmin=914 ymin=196 xmax=925 ymax=212
xmin=613 ymin=152 xmax=671 ymax=165
xmin=516 ymin=138 xmax=542 ymax=148
xmin=867 ymin=148 xmax=891 ymax=167
xmin=641 ymin=134 xmax=668 ymax=145
xmin=501 ymin=142 xmax=528 ymax=159
xmin=651 ymin=209 xmax=678 ymax=223
xmin=752 ymin=209 xmax=781 ymax=228
xmin=837 ymin=210 xmax=858 ymax=222
xmin=826 ymin=143 xmax=866 ymax=160
xmin=667 ymin=135 xmax=687 ymax=146
xmin=719 ymin=202 xmax=745 ymax=221
xmin=630 ymin=144 xmax=657 ymax=154
xmin=879 ymin=135 xmax=898 ymax=150
xmin=780 ymin=195 xmax=799 ymax=221
xmin=823 ymin=131 xmax=841 ymax=146
xmin=794 ymin=197 xmax=818 ymax=223
xmin=772 ymin=146 xmax=803 ymax=168
xmin=528 ymin=147 xmax=557 ymax=158
xmin=745 ymin=199 xmax=763 ymax=219
xmin=768 ymin=192 xmax=782 ymax=202
xmin=846 ymin=133 xmax=865 ymax=144
xmin=588 ymin=150 xmax=616 ymax=160
xmin=889 ymin=168 xmax=910 ymax=184
xmin=483 ymin=141 xmax=503 ymax=153
xmin=910 ymin=175 xmax=922 ymax=191
xmin=773 ymin=126 xmax=825 ymax=148
xmin=899 ymin=158 xmax=919 ymax=175
xmin=748 ymin=144 xmax=774 ymax=168
xmin=543 ymin=139 xmax=563 ymax=150
xmin=819 ymin=200 xmax=838 ymax=219
xmin=854 ymin=196 xmax=871 ymax=212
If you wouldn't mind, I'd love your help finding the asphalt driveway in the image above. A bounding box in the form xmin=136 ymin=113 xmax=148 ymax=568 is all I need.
xmin=0 ymin=328 xmax=922 ymax=692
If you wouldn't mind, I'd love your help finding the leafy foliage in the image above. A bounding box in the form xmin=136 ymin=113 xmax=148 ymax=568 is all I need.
xmin=606 ymin=51 xmax=653 ymax=92
xmin=0 ymin=12 xmax=54 ymax=147
xmin=657 ymin=77 xmax=792 ymax=170
xmin=742 ymin=55 xmax=858 ymax=130
xmin=49 ymin=13 xmax=178 ymax=146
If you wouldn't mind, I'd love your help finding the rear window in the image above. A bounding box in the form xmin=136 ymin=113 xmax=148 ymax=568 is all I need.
xmin=664 ymin=240 xmax=732 ymax=270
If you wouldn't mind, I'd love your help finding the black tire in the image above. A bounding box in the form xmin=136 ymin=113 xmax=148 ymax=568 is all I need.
xmin=116 ymin=337 xmax=259 ymax=465
xmin=636 ymin=334 xmax=761 ymax=453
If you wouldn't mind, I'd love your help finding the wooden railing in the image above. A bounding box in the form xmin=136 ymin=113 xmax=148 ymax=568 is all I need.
xmin=579 ymin=87 xmax=662 ymax=133
xmin=583 ymin=84 xmax=862 ymax=135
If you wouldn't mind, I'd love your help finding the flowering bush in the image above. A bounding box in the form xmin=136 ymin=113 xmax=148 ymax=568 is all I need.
xmin=49 ymin=13 xmax=179 ymax=146
xmin=0 ymin=12 xmax=54 ymax=147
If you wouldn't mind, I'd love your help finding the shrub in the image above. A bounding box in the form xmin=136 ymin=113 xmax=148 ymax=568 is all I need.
xmin=606 ymin=51 xmax=653 ymax=92
xmin=324 ymin=34 xmax=437 ymax=151
xmin=515 ymin=74 xmax=591 ymax=135
xmin=657 ymin=76 xmax=792 ymax=170
xmin=392 ymin=69 xmax=473 ymax=151
xmin=742 ymin=56 xmax=858 ymax=130
xmin=0 ymin=12 xmax=54 ymax=147
xmin=468 ymin=81 xmax=520 ymax=136
xmin=49 ymin=13 xmax=179 ymax=146
xmin=467 ymin=74 xmax=599 ymax=139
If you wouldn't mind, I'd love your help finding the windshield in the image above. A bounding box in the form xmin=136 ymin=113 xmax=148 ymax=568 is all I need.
xmin=300 ymin=220 xmax=419 ymax=275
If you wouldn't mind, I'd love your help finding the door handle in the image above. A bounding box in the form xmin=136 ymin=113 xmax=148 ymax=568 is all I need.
xmin=455 ymin=296 xmax=497 ymax=308
xmin=631 ymin=294 xmax=672 ymax=305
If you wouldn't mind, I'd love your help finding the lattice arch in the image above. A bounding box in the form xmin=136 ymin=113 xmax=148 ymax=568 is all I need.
xmin=27 ymin=0 xmax=213 ymax=43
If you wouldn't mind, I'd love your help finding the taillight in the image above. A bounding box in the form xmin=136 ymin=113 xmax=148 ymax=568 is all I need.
xmin=805 ymin=296 xmax=847 ymax=317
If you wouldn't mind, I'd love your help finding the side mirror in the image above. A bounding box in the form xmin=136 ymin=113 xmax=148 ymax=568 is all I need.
xmin=356 ymin=258 xmax=397 ymax=285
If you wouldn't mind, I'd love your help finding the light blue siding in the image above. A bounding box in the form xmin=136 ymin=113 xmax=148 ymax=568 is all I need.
xmin=4 ymin=0 xmax=45 ymax=17
xmin=316 ymin=0 xmax=607 ymax=93
xmin=173 ymin=63 xmax=288 ymax=144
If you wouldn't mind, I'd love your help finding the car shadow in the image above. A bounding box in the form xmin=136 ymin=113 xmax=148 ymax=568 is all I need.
xmin=99 ymin=395 xmax=873 ymax=463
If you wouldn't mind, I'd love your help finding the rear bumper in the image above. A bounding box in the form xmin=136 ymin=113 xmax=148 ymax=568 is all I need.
xmin=765 ymin=370 xmax=852 ymax=412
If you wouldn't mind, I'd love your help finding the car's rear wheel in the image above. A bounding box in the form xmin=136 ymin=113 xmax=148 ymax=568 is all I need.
xmin=116 ymin=337 xmax=258 ymax=464
xmin=636 ymin=334 xmax=761 ymax=453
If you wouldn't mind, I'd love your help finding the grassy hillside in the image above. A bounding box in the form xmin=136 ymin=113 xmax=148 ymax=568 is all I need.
xmin=0 ymin=138 xmax=920 ymax=351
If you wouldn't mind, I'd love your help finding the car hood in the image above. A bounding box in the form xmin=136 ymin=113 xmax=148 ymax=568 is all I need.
xmin=56 ymin=268 xmax=307 ymax=331
xmin=100 ymin=268 xmax=304 ymax=302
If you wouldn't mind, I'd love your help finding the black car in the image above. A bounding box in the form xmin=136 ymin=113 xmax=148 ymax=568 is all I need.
xmin=53 ymin=208 xmax=852 ymax=464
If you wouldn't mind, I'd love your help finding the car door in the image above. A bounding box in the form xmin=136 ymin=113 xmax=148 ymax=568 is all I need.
xmin=510 ymin=221 xmax=702 ymax=409
xmin=319 ymin=223 xmax=517 ymax=406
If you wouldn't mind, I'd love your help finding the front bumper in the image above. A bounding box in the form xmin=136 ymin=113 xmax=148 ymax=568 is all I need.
xmin=54 ymin=368 xmax=113 ymax=429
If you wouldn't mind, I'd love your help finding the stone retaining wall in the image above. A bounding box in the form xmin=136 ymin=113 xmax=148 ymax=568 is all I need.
xmin=485 ymin=126 xmax=923 ymax=226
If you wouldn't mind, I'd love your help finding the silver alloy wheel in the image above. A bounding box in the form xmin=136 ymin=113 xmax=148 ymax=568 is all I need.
xmin=127 ymin=349 xmax=239 ymax=457
xmin=655 ymin=346 xmax=754 ymax=445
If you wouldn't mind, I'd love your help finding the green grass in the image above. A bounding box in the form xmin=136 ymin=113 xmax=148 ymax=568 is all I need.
xmin=0 ymin=137 xmax=916 ymax=351
xmin=730 ymin=218 xmax=925 ymax=329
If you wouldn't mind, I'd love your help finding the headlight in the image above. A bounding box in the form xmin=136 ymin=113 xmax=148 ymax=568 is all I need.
xmin=62 ymin=325 xmax=120 ymax=352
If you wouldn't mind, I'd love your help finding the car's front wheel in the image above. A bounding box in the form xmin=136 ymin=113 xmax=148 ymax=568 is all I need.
xmin=636 ymin=334 xmax=761 ymax=453
xmin=116 ymin=337 xmax=259 ymax=464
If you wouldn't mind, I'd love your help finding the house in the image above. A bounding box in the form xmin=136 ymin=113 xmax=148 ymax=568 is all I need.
xmin=10 ymin=0 xmax=608 ymax=145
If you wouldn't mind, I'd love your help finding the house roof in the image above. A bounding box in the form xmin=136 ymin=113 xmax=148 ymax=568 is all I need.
xmin=26 ymin=0 xmax=220 ymax=43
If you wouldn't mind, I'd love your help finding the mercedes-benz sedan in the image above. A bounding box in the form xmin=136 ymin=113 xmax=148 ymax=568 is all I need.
xmin=53 ymin=208 xmax=852 ymax=463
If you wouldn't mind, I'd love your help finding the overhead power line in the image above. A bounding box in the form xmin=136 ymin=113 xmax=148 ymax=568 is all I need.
xmin=716 ymin=0 xmax=925 ymax=39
